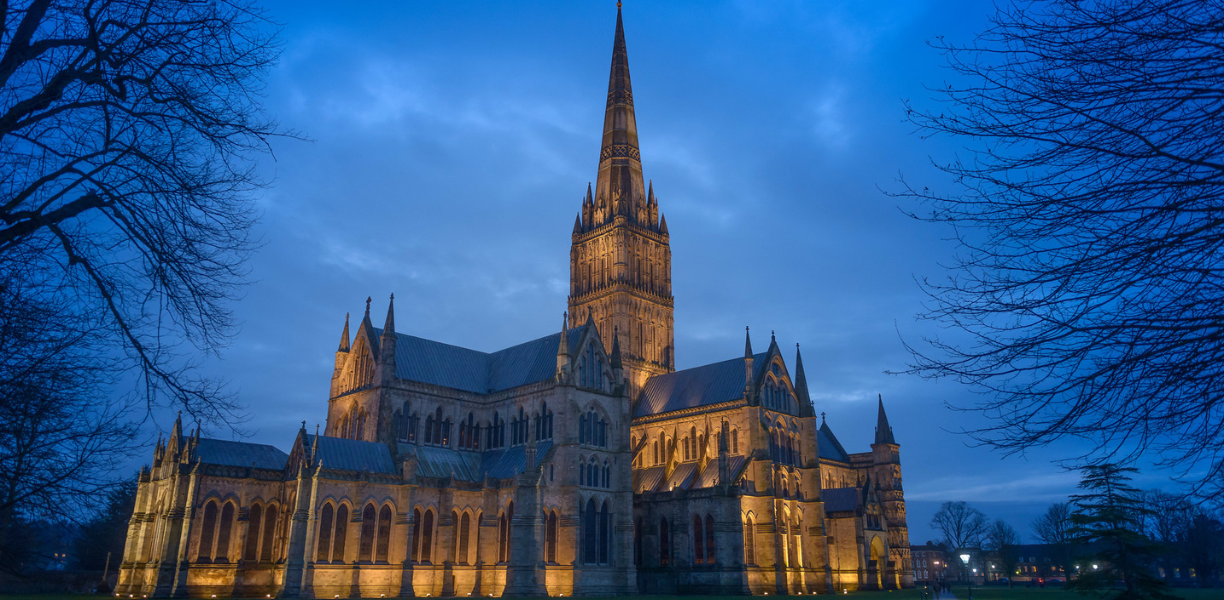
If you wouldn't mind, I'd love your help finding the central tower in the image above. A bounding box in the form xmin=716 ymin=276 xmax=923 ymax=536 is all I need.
xmin=569 ymin=6 xmax=674 ymax=397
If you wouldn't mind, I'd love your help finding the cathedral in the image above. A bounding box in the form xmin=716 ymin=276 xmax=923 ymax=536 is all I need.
xmin=116 ymin=6 xmax=912 ymax=598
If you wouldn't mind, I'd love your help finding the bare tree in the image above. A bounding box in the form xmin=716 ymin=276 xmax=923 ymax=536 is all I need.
xmin=895 ymin=0 xmax=1224 ymax=497
xmin=1032 ymin=501 xmax=1075 ymax=584
xmin=0 ymin=0 xmax=289 ymax=425
xmin=1032 ymin=502 xmax=1073 ymax=545
xmin=984 ymin=518 xmax=1021 ymax=586
xmin=0 ymin=249 xmax=137 ymax=571
xmin=931 ymin=501 xmax=989 ymax=549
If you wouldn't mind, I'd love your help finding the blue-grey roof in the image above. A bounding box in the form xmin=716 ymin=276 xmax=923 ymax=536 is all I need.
xmin=823 ymin=487 xmax=861 ymax=512
xmin=636 ymin=352 xmax=769 ymax=417
xmin=196 ymin=438 xmax=289 ymax=470
xmin=306 ymin=434 xmax=397 ymax=474
xmin=818 ymin=423 xmax=850 ymax=462
xmin=401 ymin=441 xmax=553 ymax=481
xmin=631 ymin=455 xmax=747 ymax=492
xmin=372 ymin=326 xmax=589 ymax=394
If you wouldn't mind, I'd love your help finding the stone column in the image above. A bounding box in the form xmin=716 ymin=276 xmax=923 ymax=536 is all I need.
xmin=285 ymin=466 xmax=319 ymax=598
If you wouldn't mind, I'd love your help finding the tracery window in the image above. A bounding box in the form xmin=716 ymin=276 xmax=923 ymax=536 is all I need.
xmin=459 ymin=412 xmax=480 ymax=450
xmin=358 ymin=503 xmax=391 ymax=563
xmin=487 ymin=413 xmax=505 ymax=449
xmin=534 ymin=403 xmax=554 ymax=441
xmin=579 ymin=409 xmax=608 ymax=447
xmin=196 ymin=500 xmax=235 ymax=563
xmin=317 ymin=503 xmax=348 ymax=563
xmin=376 ymin=505 xmax=391 ymax=563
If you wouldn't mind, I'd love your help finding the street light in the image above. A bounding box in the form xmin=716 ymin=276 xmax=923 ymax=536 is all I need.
xmin=960 ymin=553 xmax=973 ymax=600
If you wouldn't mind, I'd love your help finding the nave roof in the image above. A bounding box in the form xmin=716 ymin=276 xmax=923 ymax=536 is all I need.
xmin=370 ymin=325 xmax=591 ymax=394
xmin=635 ymin=352 xmax=770 ymax=417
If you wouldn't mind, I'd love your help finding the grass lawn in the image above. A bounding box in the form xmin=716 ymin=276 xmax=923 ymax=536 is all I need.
xmin=4 ymin=591 xmax=1223 ymax=600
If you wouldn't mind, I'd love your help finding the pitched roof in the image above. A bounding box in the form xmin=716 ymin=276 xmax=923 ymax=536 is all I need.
xmin=195 ymin=438 xmax=289 ymax=470
xmin=635 ymin=352 xmax=768 ymax=417
xmin=401 ymin=441 xmax=553 ymax=482
xmin=817 ymin=422 xmax=851 ymax=462
xmin=823 ymin=487 xmax=861 ymax=512
xmin=371 ymin=326 xmax=590 ymax=394
xmin=306 ymin=434 xmax=397 ymax=474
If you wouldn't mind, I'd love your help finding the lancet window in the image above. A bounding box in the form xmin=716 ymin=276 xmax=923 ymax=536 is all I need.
xmin=579 ymin=409 xmax=607 ymax=447
xmin=316 ymin=503 xmax=348 ymax=563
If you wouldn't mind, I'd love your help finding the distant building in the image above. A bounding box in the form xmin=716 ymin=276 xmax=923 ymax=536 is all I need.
xmin=115 ymin=6 xmax=911 ymax=598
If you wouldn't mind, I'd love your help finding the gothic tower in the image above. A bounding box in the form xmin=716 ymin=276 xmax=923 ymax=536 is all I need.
xmin=569 ymin=5 xmax=674 ymax=398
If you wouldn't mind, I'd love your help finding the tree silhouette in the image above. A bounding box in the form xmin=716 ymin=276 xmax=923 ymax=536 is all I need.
xmin=896 ymin=0 xmax=1224 ymax=498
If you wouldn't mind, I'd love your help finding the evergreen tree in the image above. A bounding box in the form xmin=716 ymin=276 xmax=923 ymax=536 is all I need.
xmin=1067 ymin=465 xmax=1172 ymax=600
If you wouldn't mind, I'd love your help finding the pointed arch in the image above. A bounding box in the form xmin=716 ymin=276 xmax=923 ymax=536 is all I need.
xmin=705 ymin=514 xmax=716 ymax=565
xmin=692 ymin=514 xmax=705 ymax=565
xmin=317 ymin=503 xmax=335 ymax=563
xmin=333 ymin=504 xmax=349 ymax=563
xmin=582 ymin=498 xmax=597 ymax=564
xmin=545 ymin=510 xmax=558 ymax=563
xmin=410 ymin=508 xmax=422 ymax=563
xmin=419 ymin=508 xmax=434 ymax=563
xmin=215 ymin=501 xmax=235 ymax=562
xmin=260 ymin=503 xmax=278 ymax=562
xmin=659 ymin=516 xmax=670 ymax=566
xmin=599 ymin=500 xmax=610 ymax=564
xmin=744 ymin=515 xmax=755 ymax=566
xmin=197 ymin=500 xmax=218 ymax=562
xmin=244 ymin=502 xmax=263 ymax=561
xmin=359 ymin=503 xmax=377 ymax=562
xmin=377 ymin=505 xmax=392 ymax=562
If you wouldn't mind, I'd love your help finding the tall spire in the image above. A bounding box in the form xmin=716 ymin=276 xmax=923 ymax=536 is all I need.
xmin=383 ymin=294 xmax=395 ymax=333
xmin=338 ymin=313 xmax=351 ymax=352
xmin=744 ymin=326 xmax=753 ymax=358
xmin=794 ymin=343 xmax=812 ymax=409
xmin=875 ymin=394 xmax=897 ymax=445
xmin=593 ymin=2 xmax=647 ymax=226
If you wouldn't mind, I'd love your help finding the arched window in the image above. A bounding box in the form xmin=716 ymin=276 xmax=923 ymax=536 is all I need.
xmin=731 ymin=430 xmax=739 ymax=454
xmin=744 ymin=516 xmax=755 ymax=565
xmin=198 ymin=501 xmax=218 ymax=562
xmin=579 ymin=461 xmax=585 ymax=485
xmin=634 ymin=516 xmax=642 ymax=567
xmin=410 ymin=508 xmax=422 ymax=563
xmin=545 ymin=511 xmax=558 ymax=563
xmin=652 ymin=440 xmax=659 ymax=464
xmin=216 ymin=502 xmax=235 ymax=562
xmin=333 ymin=504 xmax=349 ymax=563
xmin=377 ymin=505 xmax=392 ymax=563
xmin=659 ymin=517 xmax=670 ymax=566
xmin=424 ymin=413 xmax=435 ymax=444
xmin=692 ymin=515 xmax=705 ymax=565
xmin=603 ymin=461 xmax=610 ymax=488
xmin=244 ymin=503 xmax=262 ymax=561
xmin=355 ymin=409 xmax=366 ymax=440
xmin=579 ymin=414 xmax=587 ymax=444
xmin=599 ymin=501 xmax=610 ymax=564
xmin=705 ymin=514 xmax=716 ymax=565
xmin=407 ymin=411 xmax=418 ymax=443
xmin=261 ymin=504 xmax=278 ymax=562
xmin=583 ymin=498 xmax=597 ymax=564
xmin=498 ymin=511 xmax=508 ymax=563
xmin=317 ymin=504 xmax=334 ymax=563
xmin=458 ymin=512 xmax=471 ymax=565
xmin=359 ymin=504 xmax=377 ymax=562
xmin=419 ymin=509 xmax=434 ymax=563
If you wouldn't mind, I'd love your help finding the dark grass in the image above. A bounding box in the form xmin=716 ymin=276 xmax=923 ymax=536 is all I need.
xmin=4 ymin=591 xmax=1224 ymax=600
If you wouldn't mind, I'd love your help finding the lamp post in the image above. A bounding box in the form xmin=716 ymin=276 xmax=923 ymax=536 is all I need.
xmin=960 ymin=553 xmax=973 ymax=600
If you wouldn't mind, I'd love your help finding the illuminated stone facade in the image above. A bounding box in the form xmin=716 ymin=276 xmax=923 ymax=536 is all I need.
xmin=115 ymin=6 xmax=911 ymax=598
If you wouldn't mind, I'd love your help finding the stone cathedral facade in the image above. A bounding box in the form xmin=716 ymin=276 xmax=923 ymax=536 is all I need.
xmin=116 ymin=7 xmax=912 ymax=598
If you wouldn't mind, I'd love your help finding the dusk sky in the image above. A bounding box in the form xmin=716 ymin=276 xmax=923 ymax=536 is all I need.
xmin=167 ymin=0 xmax=1179 ymax=545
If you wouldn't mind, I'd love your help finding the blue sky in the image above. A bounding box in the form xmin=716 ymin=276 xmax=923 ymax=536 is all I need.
xmin=167 ymin=0 xmax=1177 ymax=544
